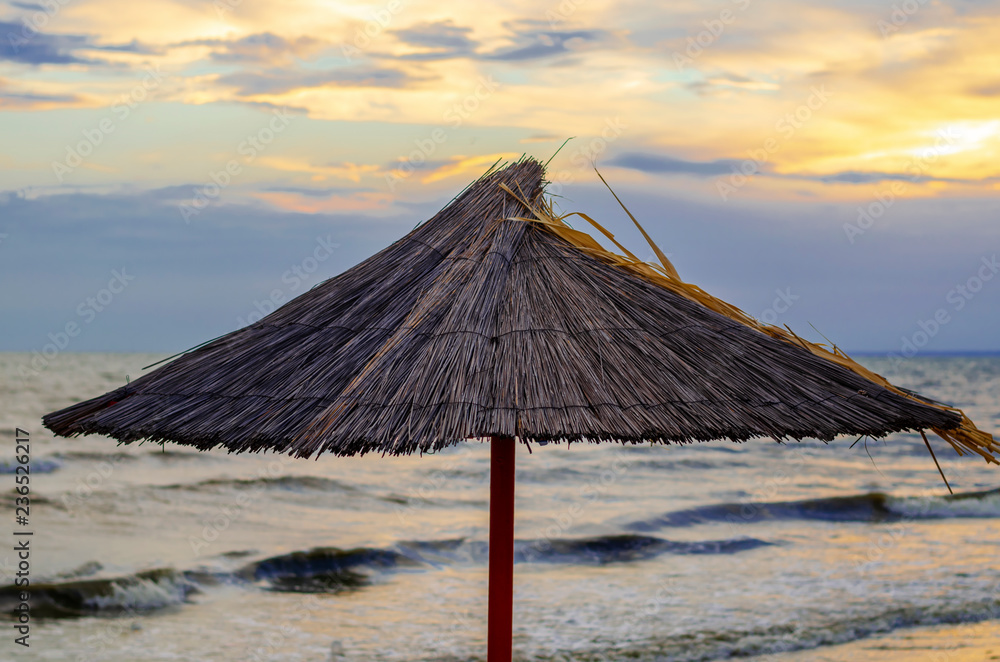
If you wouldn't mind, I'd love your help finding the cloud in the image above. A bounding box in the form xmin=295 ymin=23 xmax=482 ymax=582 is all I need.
xmin=92 ymin=38 xmax=157 ymax=55
xmin=264 ymin=185 xmax=372 ymax=198
xmin=0 ymin=89 xmax=81 ymax=107
xmin=392 ymin=20 xmax=476 ymax=60
xmin=0 ymin=21 xmax=153 ymax=65
xmin=176 ymin=32 xmax=323 ymax=64
xmin=610 ymin=153 xmax=989 ymax=185
xmin=217 ymin=65 xmax=416 ymax=95
xmin=483 ymin=23 xmax=607 ymax=61
xmin=2 ymin=185 xmax=997 ymax=353
xmin=611 ymin=152 xmax=745 ymax=176
xmin=0 ymin=20 xmax=92 ymax=64
xmin=969 ymin=81 xmax=1000 ymax=96
xmin=520 ymin=134 xmax=560 ymax=143
xmin=687 ymin=73 xmax=782 ymax=95
xmin=0 ymin=187 xmax=421 ymax=351
xmin=383 ymin=157 xmax=453 ymax=173
xmin=384 ymin=20 xmax=609 ymax=62
xmin=0 ymin=75 xmax=82 ymax=108
xmin=813 ymin=170 xmax=937 ymax=184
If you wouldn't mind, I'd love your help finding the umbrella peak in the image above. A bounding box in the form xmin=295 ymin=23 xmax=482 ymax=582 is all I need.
xmin=43 ymin=157 xmax=998 ymax=466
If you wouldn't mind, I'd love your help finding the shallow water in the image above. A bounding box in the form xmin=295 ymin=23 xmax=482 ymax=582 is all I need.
xmin=1 ymin=353 xmax=999 ymax=661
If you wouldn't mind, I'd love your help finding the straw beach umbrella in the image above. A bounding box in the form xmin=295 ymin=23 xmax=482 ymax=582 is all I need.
xmin=44 ymin=157 xmax=998 ymax=661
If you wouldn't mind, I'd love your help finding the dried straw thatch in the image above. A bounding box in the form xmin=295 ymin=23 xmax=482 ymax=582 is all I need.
xmin=44 ymin=157 xmax=999 ymax=463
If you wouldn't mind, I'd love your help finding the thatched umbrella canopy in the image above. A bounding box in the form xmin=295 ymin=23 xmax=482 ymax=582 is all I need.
xmin=44 ymin=156 xmax=998 ymax=662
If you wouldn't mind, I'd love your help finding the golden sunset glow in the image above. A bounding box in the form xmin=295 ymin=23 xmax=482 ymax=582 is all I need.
xmin=1 ymin=0 xmax=996 ymax=204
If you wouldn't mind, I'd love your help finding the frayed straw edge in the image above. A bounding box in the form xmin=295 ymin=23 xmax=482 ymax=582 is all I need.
xmin=499 ymin=180 xmax=1000 ymax=466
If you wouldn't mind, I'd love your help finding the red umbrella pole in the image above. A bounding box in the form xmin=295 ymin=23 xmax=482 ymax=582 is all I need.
xmin=488 ymin=436 xmax=515 ymax=662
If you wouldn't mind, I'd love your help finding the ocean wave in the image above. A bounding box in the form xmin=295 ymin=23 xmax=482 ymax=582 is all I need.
xmin=0 ymin=568 xmax=197 ymax=618
xmin=515 ymin=534 xmax=773 ymax=564
xmin=4 ymin=489 xmax=56 ymax=505
xmin=0 ymin=458 xmax=61 ymax=474
xmin=161 ymin=475 xmax=361 ymax=493
xmin=240 ymin=547 xmax=416 ymax=593
xmin=0 ymin=532 xmax=772 ymax=616
xmin=163 ymin=475 xmax=484 ymax=509
xmin=531 ymin=598 xmax=1000 ymax=661
xmin=240 ymin=533 xmax=773 ymax=593
xmin=888 ymin=487 xmax=1000 ymax=519
xmin=52 ymin=448 xmax=205 ymax=464
xmin=627 ymin=487 xmax=1000 ymax=530
xmin=52 ymin=451 xmax=138 ymax=463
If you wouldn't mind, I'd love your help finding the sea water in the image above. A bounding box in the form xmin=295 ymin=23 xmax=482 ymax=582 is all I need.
xmin=1 ymin=353 xmax=998 ymax=661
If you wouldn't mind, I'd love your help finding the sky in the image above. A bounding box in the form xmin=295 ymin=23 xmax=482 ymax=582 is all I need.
xmin=0 ymin=0 xmax=998 ymax=356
